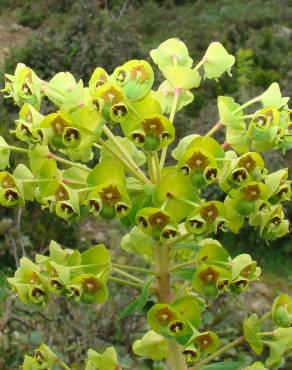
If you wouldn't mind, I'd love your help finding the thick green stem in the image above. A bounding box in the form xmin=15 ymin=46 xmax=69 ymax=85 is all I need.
xmin=153 ymin=242 xmax=188 ymax=370
xmin=191 ymin=335 xmax=245 ymax=369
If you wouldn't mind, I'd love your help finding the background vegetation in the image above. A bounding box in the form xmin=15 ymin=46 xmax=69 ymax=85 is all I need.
xmin=0 ymin=1 xmax=291 ymax=368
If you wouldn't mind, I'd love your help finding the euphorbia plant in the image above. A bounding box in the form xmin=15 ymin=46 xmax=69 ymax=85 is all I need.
xmin=1 ymin=38 xmax=291 ymax=369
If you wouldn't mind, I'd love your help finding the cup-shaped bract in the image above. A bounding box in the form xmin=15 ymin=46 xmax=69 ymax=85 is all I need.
xmin=197 ymin=239 xmax=230 ymax=265
xmin=3 ymin=63 xmax=42 ymax=109
xmin=0 ymin=171 xmax=24 ymax=207
xmin=226 ymin=181 xmax=269 ymax=216
xmin=178 ymin=136 xmax=224 ymax=189
xmin=186 ymin=201 xmax=236 ymax=235
xmin=147 ymin=303 xmax=182 ymax=335
xmin=156 ymin=80 xmax=194 ymax=114
xmin=231 ymin=254 xmax=261 ymax=282
xmin=91 ymin=82 xmax=128 ymax=123
xmin=260 ymin=205 xmax=289 ymax=241
xmin=203 ymin=42 xmax=235 ymax=79
xmin=113 ymin=60 xmax=154 ymax=100
xmin=132 ymin=330 xmax=169 ymax=360
xmin=136 ymin=207 xmax=178 ymax=241
xmin=89 ymin=67 xmax=109 ymax=94
xmin=192 ymin=264 xmax=231 ymax=297
xmin=52 ymin=183 xmax=80 ymax=221
xmin=265 ymin=169 xmax=291 ymax=204
xmin=183 ymin=330 xmax=219 ymax=364
xmin=0 ymin=136 xmax=10 ymax=170
xmin=153 ymin=168 xmax=199 ymax=222
xmin=70 ymin=273 xmax=109 ymax=304
xmin=243 ymin=314 xmax=264 ymax=355
xmin=85 ymin=346 xmax=120 ymax=370
xmin=150 ymin=38 xmax=193 ymax=70
xmin=272 ymin=294 xmax=292 ymax=328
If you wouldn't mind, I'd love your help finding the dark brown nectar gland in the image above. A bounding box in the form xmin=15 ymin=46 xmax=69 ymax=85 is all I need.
xmin=168 ymin=320 xmax=184 ymax=333
xmin=95 ymin=74 xmax=107 ymax=87
xmin=31 ymin=287 xmax=46 ymax=299
xmin=205 ymin=167 xmax=218 ymax=181
xmin=117 ymin=70 xmax=127 ymax=83
xmin=130 ymin=65 xmax=149 ymax=83
xmin=50 ymin=279 xmax=64 ymax=290
xmin=35 ymin=350 xmax=46 ymax=363
xmin=116 ymin=203 xmax=129 ymax=215
xmin=189 ymin=219 xmax=204 ymax=229
xmin=186 ymin=151 xmax=209 ymax=171
xmin=81 ymin=277 xmax=101 ymax=294
xmin=154 ymin=307 xmax=176 ymax=325
xmin=132 ymin=132 xmax=146 ymax=144
xmin=162 ymin=227 xmax=178 ymax=239
xmin=271 ymin=216 xmax=282 ymax=226
xmin=180 ymin=164 xmax=191 ymax=175
xmin=148 ymin=211 xmax=170 ymax=229
xmin=276 ymin=186 xmax=289 ymax=198
xmin=4 ymin=189 xmax=19 ymax=202
xmin=63 ymin=127 xmax=80 ymax=142
xmin=217 ymin=279 xmax=229 ymax=291
xmin=20 ymin=123 xmax=32 ymax=136
xmin=142 ymin=117 xmax=164 ymax=136
xmin=100 ymin=185 xmax=122 ymax=206
xmin=69 ymin=286 xmax=81 ymax=298
xmin=200 ymin=203 xmax=219 ymax=223
xmin=232 ymin=168 xmax=248 ymax=183
xmin=254 ymin=114 xmax=269 ymax=127
xmin=22 ymin=82 xmax=33 ymax=96
xmin=89 ymin=199 xmax=101 ymax=213
xmin=111 ymin=103 xmax=128 ymax=118
xmin=182 ymin=348 xmax=198 ymax=358
xmin=244 ymin=184 xmax=261 ymax=201
xmin=138 ymin=216 xmax=148 ymax=228
xmin=199 ymin=267 xmax=219 ymax=285
xmin=60 ymin=203 xmax=74 ymax=215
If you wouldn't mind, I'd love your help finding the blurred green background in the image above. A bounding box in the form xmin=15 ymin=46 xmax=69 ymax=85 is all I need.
xmin=0 ymin=0 xmax=291 ymax=369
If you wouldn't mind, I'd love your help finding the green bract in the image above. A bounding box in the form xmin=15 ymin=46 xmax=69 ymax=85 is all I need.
xmin=132 ymin=330 xmax=169 ymax=360
xmin=202 ymin=42 xmax=235 ymax=79
xmin=8 ymin=241 xmax=111 ymax=306
xmin=2 ymin=38 xmax=291 ymax=370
